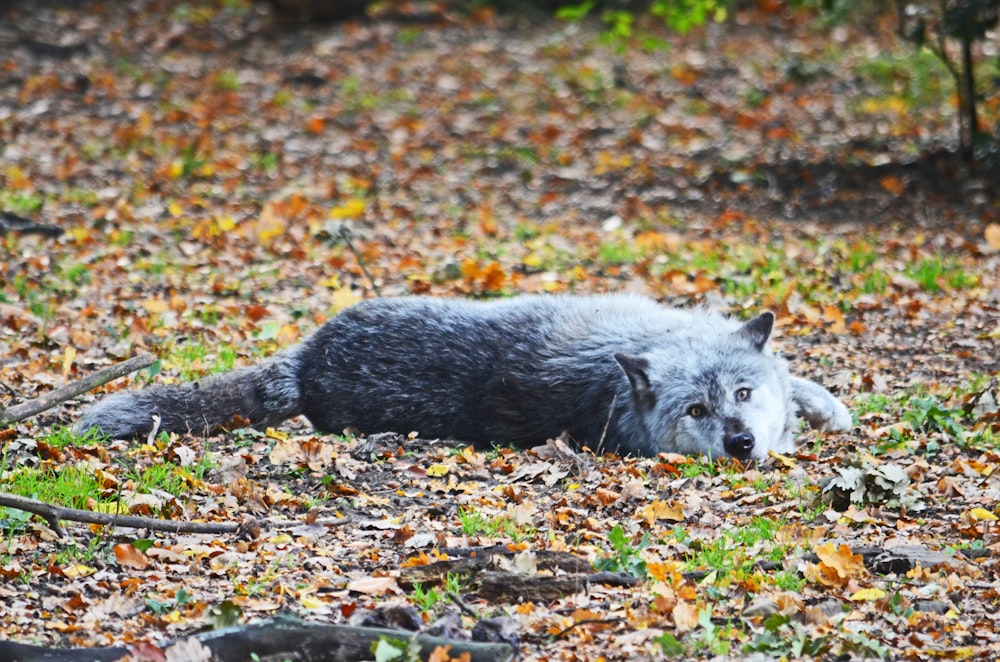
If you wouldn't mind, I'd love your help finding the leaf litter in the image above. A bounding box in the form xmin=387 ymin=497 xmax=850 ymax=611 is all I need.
xmin=1 ymin=0 xmax=999 ymax=659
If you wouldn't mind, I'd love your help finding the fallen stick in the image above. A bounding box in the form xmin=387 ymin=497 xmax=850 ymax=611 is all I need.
xmin=0 ymin=491 xmax=352 ymax=538
xmin=0 ymin=491 xmax=239 ymax=538
xmin=0 ymin=614 xmax=517 ymax=662
xmin=0 ymin=353 xmax=156 ymax=425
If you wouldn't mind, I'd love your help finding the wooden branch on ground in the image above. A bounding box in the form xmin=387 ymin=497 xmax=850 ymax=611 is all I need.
xmin=0 ymin=491 xmax=351 ymax=539
xmin=0 ymin=614 xmax=516 ymax=662
xmin=0 ymin=354 xmax=156 ymax=425
xmin=0 ymin=492 xmax=239 ymax=538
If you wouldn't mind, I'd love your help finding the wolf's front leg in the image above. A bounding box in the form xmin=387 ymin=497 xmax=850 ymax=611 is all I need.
xmin=789 ymin=376 xmax=852 ymax=432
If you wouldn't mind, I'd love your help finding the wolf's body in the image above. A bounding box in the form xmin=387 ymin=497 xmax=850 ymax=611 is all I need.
xmin=75 ymin=295 xmax=852 ymax=461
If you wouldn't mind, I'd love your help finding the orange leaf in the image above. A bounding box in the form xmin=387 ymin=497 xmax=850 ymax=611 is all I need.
xmin=595 ymin=487 xmax=620 ymax=506
xmin=804 ymin=542 xmax=865 ymax=587
xmin=879 ymin=176 xmax=906 ymax=196
xmin=307 ymin=116 xmax=325 ymax=133
xmin=985 ymin=223 xmax=1000 ymax=251
xmin=822 ymin=305 xmax=846 ymax=334
xmin=113 ymin=543 xmax=151 ymax=570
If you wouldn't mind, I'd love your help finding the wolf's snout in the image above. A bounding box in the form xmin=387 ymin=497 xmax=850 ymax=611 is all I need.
xmin=724 ymin=431 xmax=755 ymax=458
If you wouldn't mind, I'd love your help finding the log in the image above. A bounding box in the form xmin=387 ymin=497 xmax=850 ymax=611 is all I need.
xmin=0 ymin=614 xmax=517 ymax=662
xmin=0 ymin=354 xmax=156 ymax=425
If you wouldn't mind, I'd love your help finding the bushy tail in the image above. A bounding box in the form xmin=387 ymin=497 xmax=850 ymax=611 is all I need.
xmin=75 ymin=351 xmax=303 ymax=439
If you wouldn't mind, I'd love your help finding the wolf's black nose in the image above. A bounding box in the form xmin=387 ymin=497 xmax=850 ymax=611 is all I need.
xmin=724 ymin=431 xmax=755 ymax=458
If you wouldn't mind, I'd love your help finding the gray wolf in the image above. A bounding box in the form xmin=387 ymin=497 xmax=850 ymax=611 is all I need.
xmin=75 ymin=295 xmax=852 ymax=461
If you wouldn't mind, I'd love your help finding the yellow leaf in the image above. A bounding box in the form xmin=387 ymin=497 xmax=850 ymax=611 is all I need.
xmin=768 ymin=451 xmax=797 ymax=468
xmin=63 ymin=563 xmax=96 ymax=579
xmin=301 ymin=596 xmax=324 ymax=609
xmin=254 ymin=203 xmax=288 ymax=245
xmin=969 ymin=507 xmax=997 ymax=522
xmin=168 ymin=201 xmax=184 ymax=217
xmin=849 ymin=588 xmax=886 ymax=601
xmin=63 ymin=346 xmax=77 ymax=378
xmin=216 ymin=215 xmax=236 ymax=232
xmin=329 ymin=198 xmax=365 ymax=219
xmin=168 ymin=160 xmax=184 ymax=179
xmin=426 ymin=464 xmax=450 ymax=477
xmin=141 ymin=298 xmax=169 ymax=315
xmin=265 ymin=428 xmax=289 ymax=441
xmin=270 ymin=533 xmax=293 ymax=545
xmin=642 ymin=499 xmax=685 ymax=524
xmin=161 ymin=609 xmax=183 ymax=624
xmin=331 ymin=287 xmax=361 ymax=313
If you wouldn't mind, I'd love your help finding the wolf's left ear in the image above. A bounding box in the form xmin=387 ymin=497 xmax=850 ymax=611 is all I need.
xmin=738 ymin=311 xmax=775 ymax=352
xmin=615 ymin=353 xmax=655 ymax=409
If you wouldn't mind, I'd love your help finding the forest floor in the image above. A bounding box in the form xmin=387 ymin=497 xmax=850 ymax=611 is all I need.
xmin=1 ymin=0 xmax=999 ymax=659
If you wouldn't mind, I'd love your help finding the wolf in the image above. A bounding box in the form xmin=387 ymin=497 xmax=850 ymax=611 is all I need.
xmin=75 ymin=295 xmax=852 ymax=461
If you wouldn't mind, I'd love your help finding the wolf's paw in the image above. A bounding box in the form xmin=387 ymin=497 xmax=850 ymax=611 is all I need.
xmin=812 ymin=397 xmax=852 ymax=432
xmin=790 ymin=376 xmax=853 ymax=433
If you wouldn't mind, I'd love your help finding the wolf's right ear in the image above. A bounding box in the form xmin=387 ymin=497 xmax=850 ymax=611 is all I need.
xmin=738 ymin=312 xmax=775 ymax=352
xmin=615 ymin=353 xmax=655 ymax=409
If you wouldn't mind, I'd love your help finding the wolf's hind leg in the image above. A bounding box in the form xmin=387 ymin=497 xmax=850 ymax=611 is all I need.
xmin=790 ymin=376 xmax=852 ymax=432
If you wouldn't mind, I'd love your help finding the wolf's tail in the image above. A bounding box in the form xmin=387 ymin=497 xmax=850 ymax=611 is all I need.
xmin=74 ymin=350 xmax=303 ymax=439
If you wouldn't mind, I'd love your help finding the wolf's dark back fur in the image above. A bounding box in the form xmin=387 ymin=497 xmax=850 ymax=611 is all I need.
xmin=76 ymin=295 xmax=792 ymax=457
xmin=296 ymin=297 xmax=653 ymax=453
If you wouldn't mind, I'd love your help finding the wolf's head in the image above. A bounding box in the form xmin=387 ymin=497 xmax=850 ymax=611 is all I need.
xmin=614 ymin=312 xmax=795 ymax=461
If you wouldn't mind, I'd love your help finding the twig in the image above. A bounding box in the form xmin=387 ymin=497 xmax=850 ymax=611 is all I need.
xmin=0 ymin=354 xmax=156 ymax=425
xmin=0 ymin=491 xmax=351 ymax=538
xmin=447 ymin=591 xmax=481 ymax=620
xmin=0 ymin=492 xmax=238 ymax=538
xmin=338 ymin=225 xmax=382 ymax=297
xmin=595 ymin=394 xmax=617 ymax=456
xmin=550 ymin=617 xmax=625 ymax=640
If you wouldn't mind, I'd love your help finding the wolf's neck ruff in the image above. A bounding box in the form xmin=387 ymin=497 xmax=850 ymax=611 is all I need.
xmin=76 ymin=295 xmax=851 ymax=460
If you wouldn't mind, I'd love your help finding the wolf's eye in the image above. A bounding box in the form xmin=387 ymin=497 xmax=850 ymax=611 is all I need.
xmin=688 ymin=404 xmax=706 ymax=418
xmin=736 ymin=387 xmax=751 ymax=402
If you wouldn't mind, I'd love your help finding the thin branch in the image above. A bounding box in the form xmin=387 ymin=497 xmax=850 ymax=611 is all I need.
xmin=338 ymin=225 xmax=382 ymax=297
xmin=0 ymin=354 xmax=157 ymax=425
xmin=0 ymin=491 xmax=351 ymax=538
xmin=550 ymin=617 xmax=625 ymax=640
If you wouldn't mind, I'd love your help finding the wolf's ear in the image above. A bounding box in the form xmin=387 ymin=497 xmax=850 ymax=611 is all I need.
xmin=737 ymin=312 xmax=774 ymax=352
xmin=615 ymin=353 xmax=655 ymax=408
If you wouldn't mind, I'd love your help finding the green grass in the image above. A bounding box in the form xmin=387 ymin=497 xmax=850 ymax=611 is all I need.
xmin=457 ymin=505 xmax=535 ymax=541
xmin=595 ymin=524 xmax=649 ymax=579
xmin=904 ymin=254 xmax=978 ymax=294
xmin=0 ymin=190 xmax=43 ymax=215
xmin=2 ymin=464 xmax=105 ymax=512
xmin=855 ymin=49 xmax=951 ymax=109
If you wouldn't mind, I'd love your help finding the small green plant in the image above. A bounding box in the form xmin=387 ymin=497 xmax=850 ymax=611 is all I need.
xmin=594 ymin=524 xmax=649 ymax=579
xmin=41 ymin=425 xmax=105 ymax=449
xmin=0 ymin=190 xmax=44 ymax=215
xmin=656 ymin=609 xmax=735 ymax=657
xmin=145 ymin=588 xmax=192 ymax=615
xmin=126 ymin=462 xmax=187 ymax=498
xmin=212 ymin=70 xmax=241 ymax=92
xmin=3 ymin=464 xmax=105 ymax=511
xmin=744 ymin=613 xmax=831 ymax=657
xmin=457 ymin=506 xmax=492 ymax=537
xmin=409 ymin=582 xmax=443 ymax=613
xmin=903 ymin=395 xmax=964 ymax=439
xmin=442 ymin=571 xmax=466 ymax=594
xmin=456 ymin=506 xmax=534 ymax=541
xmin=852 ymin=392 xmax=893 ymax=417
